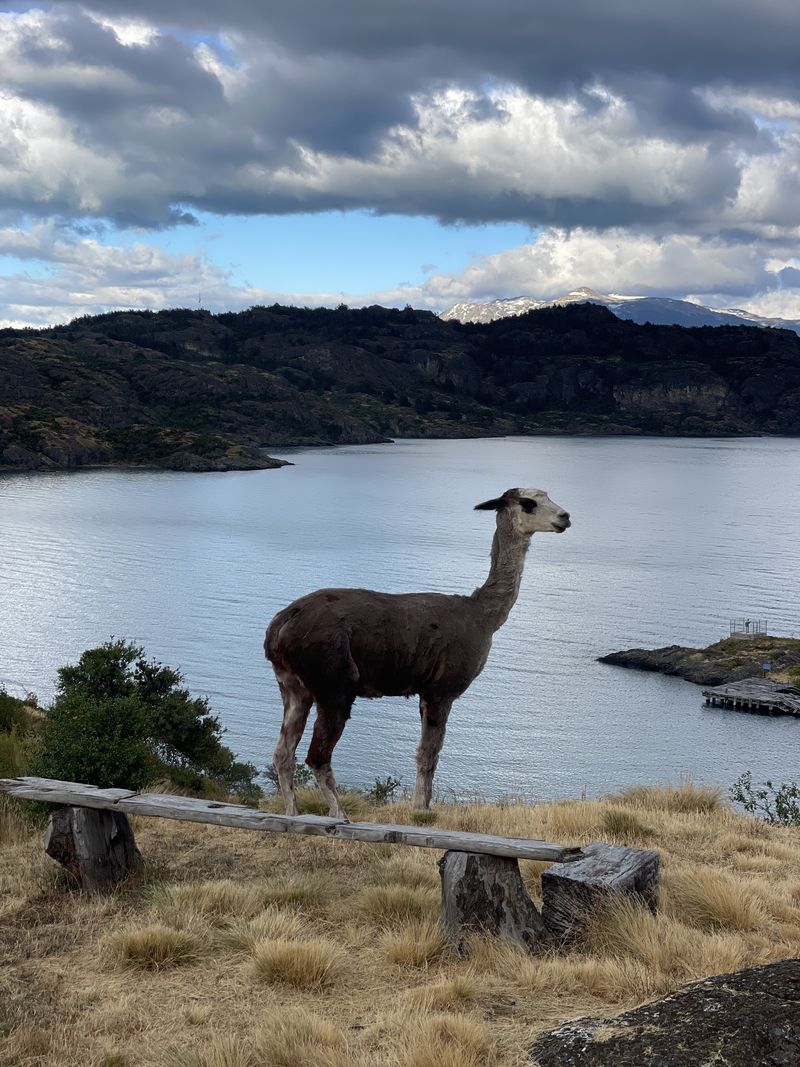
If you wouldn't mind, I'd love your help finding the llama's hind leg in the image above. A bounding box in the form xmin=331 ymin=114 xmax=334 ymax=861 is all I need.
xmin=305 ymin=700 xmax=352 ymax=820
xmin=413 ymin=697 xmax=453 ymax=810
xmin=273 ymin=668 xmax=313 ymax=817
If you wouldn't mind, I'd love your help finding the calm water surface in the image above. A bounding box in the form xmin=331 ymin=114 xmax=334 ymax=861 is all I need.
xmin=1 ymin=437 xmax=799 ymax=800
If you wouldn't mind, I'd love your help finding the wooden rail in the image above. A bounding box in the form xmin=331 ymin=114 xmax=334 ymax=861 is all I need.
xmin=0 ymin=776 xmax=583 ymax=863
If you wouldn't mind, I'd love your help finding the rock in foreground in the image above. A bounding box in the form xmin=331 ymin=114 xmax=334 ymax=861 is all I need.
xmin=530 ymin=959 xmax=800 ymax=1066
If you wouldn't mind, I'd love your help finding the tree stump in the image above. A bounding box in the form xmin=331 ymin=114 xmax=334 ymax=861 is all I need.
xmin=541 ymin=842 xmax=660 ymax=940
xmin=44 ymin=806 xmax=142 ymax=891
xmin=439 ymin=850 xmax=552 ymax=953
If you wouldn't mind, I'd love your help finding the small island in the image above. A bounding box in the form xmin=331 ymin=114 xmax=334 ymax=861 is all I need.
xmin=599 ymin=635 xmax=800 ymax=686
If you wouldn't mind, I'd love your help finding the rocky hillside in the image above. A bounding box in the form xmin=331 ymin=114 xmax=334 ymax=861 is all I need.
xmin=3 ymin=301 xmax=800 ymax=470
xmin=599 ymin=636 xmax=800 ymax=686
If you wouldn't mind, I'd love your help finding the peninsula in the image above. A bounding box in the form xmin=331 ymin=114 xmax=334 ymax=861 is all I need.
xmin=599 ymin=635 xmax=800 ymax=686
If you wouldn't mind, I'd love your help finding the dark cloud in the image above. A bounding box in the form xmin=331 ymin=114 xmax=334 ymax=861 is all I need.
xmin=0 ymin=2 xmax=798 ymax=238
xmin=48 ymin=0 xmax=800 ymax=94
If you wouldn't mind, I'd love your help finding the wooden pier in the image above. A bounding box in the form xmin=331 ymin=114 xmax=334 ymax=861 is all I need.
xmin=703 ymin=678 xmax=800 ymax=717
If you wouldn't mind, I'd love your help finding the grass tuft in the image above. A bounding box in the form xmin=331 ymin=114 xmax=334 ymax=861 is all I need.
xmin=261 ymin=872 xmax=326 ymax=906
xmin=156 ymin=1034 xmax=254 ymax=1067
xmin=153 ymin=879 xmax=269 ymax=926
xmin=253 ymin=1006 xmax=350 ymax=1067
xmin=614 ymin=780 xmax=723 ymax=814
xmin=601 ymin=806 xmax=654 ymax=841
xmin=383 ymin=918 xmax=448 ymax=966
xmin=251 ymin=937 xmax=342 ymax=988
xmin=221 ymin=907 xmax=310 ymax=951
xmin=663 ymin=865 xmax=766 ymax=931
xmin=115 ymin=924 xmax=200 ymax=969
xmin=410 ymin=810 xmax=438 ymax=826
xmin=404 ymin=976 xmax=477 ymax=1011
xmin=398 ymin=1013 xmax=493 ymax=1067
xmin=358 ymin=884 xmax=439 ymax=924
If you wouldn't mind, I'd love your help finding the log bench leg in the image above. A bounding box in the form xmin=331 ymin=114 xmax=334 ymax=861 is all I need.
xmin=438 ymin=850 xmax=553 ymax=953
xmin=540 ymin=842 xmax=660 ymax=940
xmin=44 ymin=806 xmax=142 ymax=891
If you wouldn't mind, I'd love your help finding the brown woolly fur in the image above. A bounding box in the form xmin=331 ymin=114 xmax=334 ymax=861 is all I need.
xmin=3 ymin=784 xmax=800 ymax=1067
xmin=115 ymin=925 xmax=200 ymax=969
xmin=251 ymin=937 xmax=342 ymax=988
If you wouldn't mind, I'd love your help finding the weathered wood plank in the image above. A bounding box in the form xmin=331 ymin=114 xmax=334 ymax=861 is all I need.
xmin=541 ymin=842 xmax=660 ymax=939
xmin=0 ymin=777 xmax=137 ymax=808
xmin=0 ymin=777 xmax=583 ymax=863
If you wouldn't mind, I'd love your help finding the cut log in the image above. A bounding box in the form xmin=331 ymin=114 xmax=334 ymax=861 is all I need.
xmin=44 ymin=806 xmax=142 ymax=891
xmin=439 ymin=850 xmax=552 ymax=953
xmin=541 ymin=842 xmax=660 ymax=940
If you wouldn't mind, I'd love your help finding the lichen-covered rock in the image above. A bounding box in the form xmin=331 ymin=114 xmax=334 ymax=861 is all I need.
xmin=530 ymin=959 xmax=800 ymax=1066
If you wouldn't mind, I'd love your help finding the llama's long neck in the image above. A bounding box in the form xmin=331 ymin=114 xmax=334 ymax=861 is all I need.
xmin=471 ymin=515 xmax=531 ymax=632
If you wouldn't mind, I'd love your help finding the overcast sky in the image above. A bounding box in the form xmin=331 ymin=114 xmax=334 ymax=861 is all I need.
xmin=1 ymin=1 xmax=799 ymax=326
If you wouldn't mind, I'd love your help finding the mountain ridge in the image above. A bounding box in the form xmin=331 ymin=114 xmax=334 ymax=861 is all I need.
xmin=441 ymin=288 xmax=800 ymax=334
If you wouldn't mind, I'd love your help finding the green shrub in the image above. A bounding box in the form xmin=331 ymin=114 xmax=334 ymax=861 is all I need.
xmin=0 ymin=689 xmax=31 ymax=734
xmin=35 ymin=640 xmax=260 ymax=800
xmin=730 ymin=771 xmax=800 ymax=826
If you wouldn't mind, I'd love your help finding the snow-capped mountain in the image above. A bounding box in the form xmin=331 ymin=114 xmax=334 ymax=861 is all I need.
xmin=440 ymin=287 xmax=800 ymax=335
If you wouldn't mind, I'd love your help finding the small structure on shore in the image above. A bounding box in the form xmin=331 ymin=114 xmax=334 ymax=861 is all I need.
xmin=730 ymin=618 xmax=768 ymax=640
xmin=703 ymin=678 xmax=800 ymax=717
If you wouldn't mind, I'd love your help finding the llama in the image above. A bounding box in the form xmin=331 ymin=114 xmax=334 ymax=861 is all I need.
xmin=265 ymin=487 xmax=571 ymax=818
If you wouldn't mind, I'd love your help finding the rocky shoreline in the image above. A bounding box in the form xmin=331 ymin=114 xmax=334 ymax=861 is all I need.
xmin=599 ymin=636 xmax=800 ymax=686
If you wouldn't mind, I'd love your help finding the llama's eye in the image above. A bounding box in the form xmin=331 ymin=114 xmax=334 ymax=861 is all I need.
xmin=520 ymin=499 xmax=538 ymax=513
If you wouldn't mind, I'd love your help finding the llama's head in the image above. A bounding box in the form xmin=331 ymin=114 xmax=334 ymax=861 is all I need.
xmin=474 ymin=487 xmax=571 ymax=536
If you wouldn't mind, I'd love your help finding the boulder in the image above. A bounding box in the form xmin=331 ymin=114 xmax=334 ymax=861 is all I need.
xmin=530 ymin=959 xmax=800 ymax=1066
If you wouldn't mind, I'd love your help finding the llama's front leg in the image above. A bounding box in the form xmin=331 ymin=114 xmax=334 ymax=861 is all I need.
xmin=306 ymin=702 xmax=352 ymax=820
xmin=273 ymin=670 xmax=313 ymax=817
xmin=413 ymin=697 xmax=452 ymax=810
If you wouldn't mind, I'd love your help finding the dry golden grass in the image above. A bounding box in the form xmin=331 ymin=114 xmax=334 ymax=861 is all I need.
xmin=403 ymin=976 xmax=477 ymax=1011
xmin=115 ymin=924 xmax=200 ymax=969
xmin=396 ymin=1013 xmax=494 ymax=1067
xmin=2 ymin=782 xmax=800 ymax=1067
xmin=382 ymin=918 xmax=448 ymax=966
xmin=261 ymin=871 xmax=326 ymax=905
xmin=220 ymin=906 xmax=310 ymax=951
xmin=358 ymin=883 xmax=439 ymax=923
xmin=253 ymin=1006 xmax=352 ymax=1067
xmin=251 ymin=936 xmax=343 ymax=988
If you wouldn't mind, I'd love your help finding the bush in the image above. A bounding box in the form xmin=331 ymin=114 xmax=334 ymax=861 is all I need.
xmin=35 ymin=640 xmax=260 ymax=800
xmin=730 ymin=771 xmax=800 ymax=826
xmin=0 ymin=689 xmax=32 ymax=735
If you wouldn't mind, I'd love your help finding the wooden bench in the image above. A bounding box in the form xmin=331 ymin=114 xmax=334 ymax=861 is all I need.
xmin=1 ymin=776 xmax=660 ymax=952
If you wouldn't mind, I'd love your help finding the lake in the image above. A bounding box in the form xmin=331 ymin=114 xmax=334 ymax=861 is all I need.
xmin=1 ymin=436 xmax=799 ymax=801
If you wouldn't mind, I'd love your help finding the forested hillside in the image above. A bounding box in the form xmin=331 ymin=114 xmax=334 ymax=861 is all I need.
xmin=2 ymin=302 xmax=799 ymax=470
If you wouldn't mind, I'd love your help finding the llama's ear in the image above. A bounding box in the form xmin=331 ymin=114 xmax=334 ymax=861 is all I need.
xmin=474 ymin=496 xmax=507 ymax=511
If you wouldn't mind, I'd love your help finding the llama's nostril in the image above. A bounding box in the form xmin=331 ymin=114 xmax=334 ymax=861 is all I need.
xmin=561 ymin=511 xmax=570 ymax=520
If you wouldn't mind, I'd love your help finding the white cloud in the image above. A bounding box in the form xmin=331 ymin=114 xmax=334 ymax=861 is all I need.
xmin=2 ymin=223 xmax=798 ymax=329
